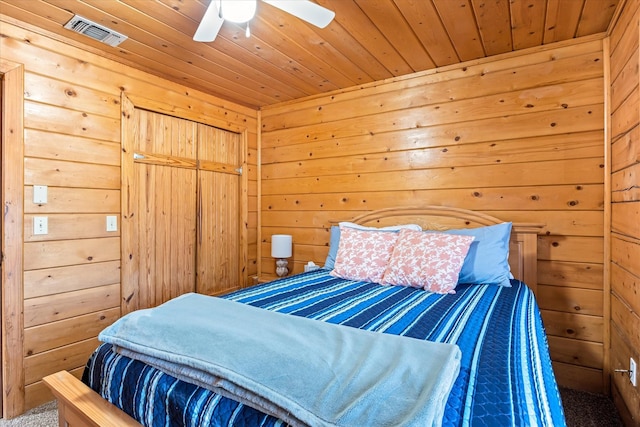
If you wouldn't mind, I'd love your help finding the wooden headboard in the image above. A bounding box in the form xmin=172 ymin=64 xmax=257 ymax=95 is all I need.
xmin=341 ymin=206 xmax=544 ymax=294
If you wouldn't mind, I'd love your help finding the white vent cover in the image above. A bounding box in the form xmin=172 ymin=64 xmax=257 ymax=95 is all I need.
xmin=63 ymin=15 xmax=128 ymax=47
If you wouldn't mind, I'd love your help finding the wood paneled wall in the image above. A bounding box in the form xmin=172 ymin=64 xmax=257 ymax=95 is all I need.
xmin=261 ymin=37 xmax=607 ymax=393
xmin=608 ymin=0 xmax=640 ymax=423
xmin=0 ymin=17 xmax=258 ymax=417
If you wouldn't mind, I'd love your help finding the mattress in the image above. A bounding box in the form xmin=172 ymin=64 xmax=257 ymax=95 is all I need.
xmin=82 ymin=269 xmax=566 ymax=426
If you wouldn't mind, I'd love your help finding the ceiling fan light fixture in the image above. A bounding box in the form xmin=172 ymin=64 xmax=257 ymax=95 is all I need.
xmin=194 ymin=0 xmax=335 ymax=42
xmin=221 ymin=0 xmax=257 ymax=24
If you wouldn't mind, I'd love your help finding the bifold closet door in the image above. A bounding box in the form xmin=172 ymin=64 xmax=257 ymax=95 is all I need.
xmin=196 ymin=123 xmax=242 ymax=296
xmin=122 ymin=99 xmax=244 ymax=313
xmin=123 ymin=107 xmax=198 ymax=312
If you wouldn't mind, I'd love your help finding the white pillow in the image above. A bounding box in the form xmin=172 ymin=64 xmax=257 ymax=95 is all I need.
xmin=338 ymin=221 xmax=422 ymax=231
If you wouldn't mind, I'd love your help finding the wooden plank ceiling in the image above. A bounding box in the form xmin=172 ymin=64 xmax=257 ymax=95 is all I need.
xmin=0 ymin=0 xmax=621 ymax=108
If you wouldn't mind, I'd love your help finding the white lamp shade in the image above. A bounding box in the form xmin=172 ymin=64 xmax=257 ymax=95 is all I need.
xmin=271 ymin=234 xmax=292 ymax=258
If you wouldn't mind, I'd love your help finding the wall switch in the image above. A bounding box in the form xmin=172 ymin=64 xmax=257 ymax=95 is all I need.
xmin=106 ymin=215 xmax=118 ymax=232
xmin=33 ymin=185 xmax=48 ymax=204
xmin=630 ymin=357 xmax=637 ymax=387
xmin=33 ymin=216 xmax=48 ymax=235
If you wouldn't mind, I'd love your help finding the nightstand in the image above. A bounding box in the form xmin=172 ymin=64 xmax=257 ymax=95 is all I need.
xmin=251 ymin=275 xmax=275 ymax=285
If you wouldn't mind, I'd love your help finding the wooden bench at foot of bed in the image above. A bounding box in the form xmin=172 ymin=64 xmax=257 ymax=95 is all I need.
xmin=43 ymin=370 xmax=141 ymax=427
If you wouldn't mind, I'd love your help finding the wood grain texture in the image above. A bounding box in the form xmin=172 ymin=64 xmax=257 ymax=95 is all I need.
xmin=610 ymin=325 xmax=640 ymax=421
xmin=1 ymin=60 xmax=26 ymax=419
xmin=0 ymin=20 xmax=258 ymax=416
xmin=23 ymin=187 xmax=120 ymax=214
xmin=24 ymin=129 xmax=120 ymax=166
xmin=608 ymin=0 xmax=640 ymax=421
xmin=612 ymin=161 xmax=640 ymax=201
xmin=24 ymin=338 xmax=100 ymax=385
xmin=548 ymin=335 xmax=603 ymax=369
xmin=553 ymin=361 xmax=603 ymax=393
xmin=0 ymin=0 xmax=621 ymax=108
xmin=24 ymin=308 xmax=120 ymax=356
xmin=124 ymin=108 xmax=199 ymax=311
xmin=24 ymin=284 xmax=120 ymax=329
xmin=25 ymin=366 xmax=82 ymax=415
xmin=24 ymin=214 xmax=121 ymax=241
xmin=261 ymin=37 xmax=607 ymax=392
xmin=23 ymin=261 xmax=121 ymax=299
xmin=197 ymin=124 xmax=243 ymax=296
xmin=541 ymin=310 xmax=604 ymax=342
xmin=122 ymin=106 xmax=247 ymax=311
xmin=43 ymin=370 xmax=141 ymax=427
xmin=23 ymin=237 xmax=120 ymax=271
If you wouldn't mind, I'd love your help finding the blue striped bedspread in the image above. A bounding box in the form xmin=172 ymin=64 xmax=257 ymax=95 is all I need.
xmin=83 ymin=269 xmax=566 ymax=426
xmin=98 ymin=293 xmax=461 ymax=427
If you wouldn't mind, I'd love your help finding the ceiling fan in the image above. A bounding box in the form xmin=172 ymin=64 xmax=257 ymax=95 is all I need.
xmin=194 ymin=0 xmax=335 ymax=42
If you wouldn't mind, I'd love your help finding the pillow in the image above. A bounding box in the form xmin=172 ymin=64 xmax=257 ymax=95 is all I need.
xmin=323 ymin=222 xmax=422 ymax=269
xmin=443 ymin=222 xmax=513 ymax=287
xmin=381 ymin=229 xmax=474 ymax=294
xmin=337 ymin=221 xmax=422 ymax=232
xmin=324 ymin=226 xmax=341 ymax=269
xmin=330 ymin=227 xmax=399 ymax=283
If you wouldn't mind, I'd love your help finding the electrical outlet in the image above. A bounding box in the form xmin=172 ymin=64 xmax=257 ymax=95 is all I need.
xmin=630 ymin=357 xmax=637 ymax=387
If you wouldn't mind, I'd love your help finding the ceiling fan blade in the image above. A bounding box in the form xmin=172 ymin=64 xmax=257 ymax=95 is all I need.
xmin=263 ymin=0 xmax=335 ymax=28
xmin=194 ymin=1 xmax=224 ymax=42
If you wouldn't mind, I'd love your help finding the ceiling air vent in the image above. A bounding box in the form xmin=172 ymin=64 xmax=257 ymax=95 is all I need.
xmin=63 ymin=15 xmax=128 ymax=47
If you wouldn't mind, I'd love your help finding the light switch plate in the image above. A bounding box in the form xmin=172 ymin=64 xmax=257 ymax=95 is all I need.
xmin=33 ymin=185 xmax=47 ymax=204
xmin=106 ymin=215 xmax=118 ymax=232
xmin=33 ymin=216 xmax=48 ymax=235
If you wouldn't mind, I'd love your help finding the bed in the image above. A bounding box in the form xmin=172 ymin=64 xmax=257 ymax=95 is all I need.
xmin=43 ymin=206 xmax=565 ymax=427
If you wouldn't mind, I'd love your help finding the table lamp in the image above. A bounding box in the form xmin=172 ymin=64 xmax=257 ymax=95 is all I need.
xmin=271 ymin=234 xmax=292 ymax=277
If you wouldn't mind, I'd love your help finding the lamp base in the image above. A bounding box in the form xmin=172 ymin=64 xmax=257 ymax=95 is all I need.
xmin=275 ymin=258 xmax=289 ymax=277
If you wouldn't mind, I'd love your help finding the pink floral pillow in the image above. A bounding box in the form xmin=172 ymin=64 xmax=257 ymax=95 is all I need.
xmin=330 ymin=227 xmax=399 ymax=283
xmin=381 ymin=229 xmax=475 ymax=294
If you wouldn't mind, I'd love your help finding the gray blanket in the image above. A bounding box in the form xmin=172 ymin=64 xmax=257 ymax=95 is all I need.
xmin=99 ymin=293 xmax=461 ymax=427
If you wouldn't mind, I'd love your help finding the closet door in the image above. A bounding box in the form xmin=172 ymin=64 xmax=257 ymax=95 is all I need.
xmin=122 ymin=107 xmax=198 ymax=313
xmin=196 ymin=124 xmax=242 ymax=296
xmin=122 ymin=97 xmax=246 ymax=314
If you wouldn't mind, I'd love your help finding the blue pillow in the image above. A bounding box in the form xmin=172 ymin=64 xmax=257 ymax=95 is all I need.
xmin=324 ymin=225 xmax=341 ymax=269
xmin=444 ymin=222 xmax=513 ymax=287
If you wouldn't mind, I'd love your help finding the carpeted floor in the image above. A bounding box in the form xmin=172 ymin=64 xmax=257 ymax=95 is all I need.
xmin=559 ymin=387 xmax=624 ymax=427
xmin=0 ymin=388 xmax=626 ymax=426
xmin=0 ymin=400 xmax=57 ymax=427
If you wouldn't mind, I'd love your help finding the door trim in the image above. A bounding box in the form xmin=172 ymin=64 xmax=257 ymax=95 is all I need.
xmin=1 ymin=60 xmax=25 ymax=418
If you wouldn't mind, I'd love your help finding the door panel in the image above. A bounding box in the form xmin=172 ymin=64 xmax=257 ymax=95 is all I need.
xmin=197 ymin=124 xmax=242 ymax=295
xmin=135 ymin=162 xmax=197 ymax=307
xmin=125 ymin=108 xmax=198 ymax=311
xmin=197 ymin=170 xmax=240 ymax=295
